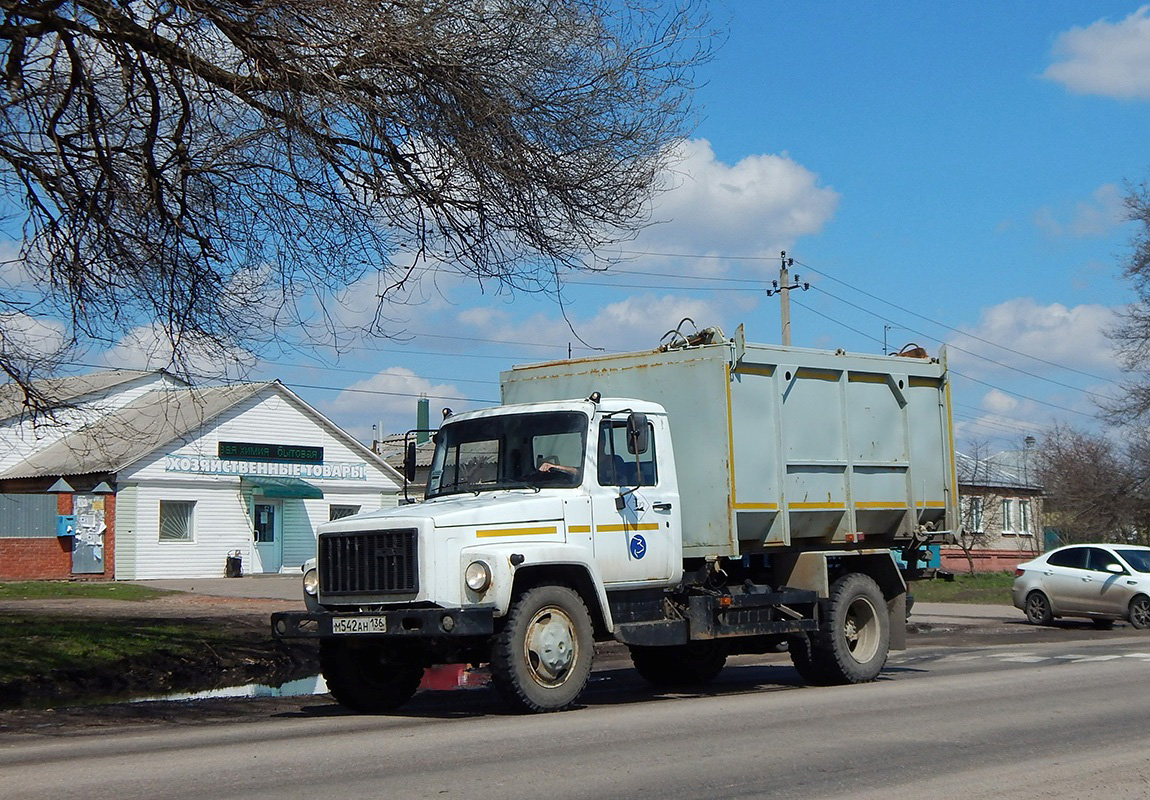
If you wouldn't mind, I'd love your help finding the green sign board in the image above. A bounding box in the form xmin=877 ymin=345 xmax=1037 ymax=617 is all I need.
xmin=217 ymin=441 xmax=324 ymax=464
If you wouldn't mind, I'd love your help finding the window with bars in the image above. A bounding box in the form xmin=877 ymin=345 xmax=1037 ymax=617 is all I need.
xmin=159 ymin=500 xmax=195 ymax=542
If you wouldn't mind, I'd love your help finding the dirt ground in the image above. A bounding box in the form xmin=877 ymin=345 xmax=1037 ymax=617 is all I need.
xmin=0 ymin=593 xmax=320 ymax=735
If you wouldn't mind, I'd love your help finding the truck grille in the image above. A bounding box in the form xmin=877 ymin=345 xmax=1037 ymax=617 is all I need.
xmin=319 ymin=528 xmax=418 ymax=595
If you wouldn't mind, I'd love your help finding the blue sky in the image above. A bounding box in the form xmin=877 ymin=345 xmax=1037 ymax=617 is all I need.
xmin=22 ymin=2 xmax=1150 ymax=452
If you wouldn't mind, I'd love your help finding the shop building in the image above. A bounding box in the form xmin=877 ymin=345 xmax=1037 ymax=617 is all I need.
xmin=0 ymin=370 xmax=402 ymax=580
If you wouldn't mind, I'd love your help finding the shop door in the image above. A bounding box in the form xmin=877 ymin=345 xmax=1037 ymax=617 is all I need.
xmin=71 ymin=494 xmax=106 ymax=575
xmin=252 ymin=500 xmax=283 ymax=573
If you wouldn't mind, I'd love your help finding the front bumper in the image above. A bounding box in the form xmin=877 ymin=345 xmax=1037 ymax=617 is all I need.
xmin=271 ymin=606 xmax=494 ymax=639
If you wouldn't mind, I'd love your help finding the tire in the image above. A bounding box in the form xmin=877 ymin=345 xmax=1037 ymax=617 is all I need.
xmin=810 ymin=573 xmax=890 ymax=684
xmin=1128 ymin=595 xmax=1150 ymax=630
xmin=787 ymin=633 xmax=832 ymax=686
xmin=319 ymin=639 xmax=424 ymax=713
xmin=490 ymin=585 xmax=594 ymax=713
xmin=1024 ymin=591 xmax=1054 ymax=626
xmin=1091 ymin=618 xmax=1116 ymax=630
xmin=629 ymin=642 xmax=727 ymax=687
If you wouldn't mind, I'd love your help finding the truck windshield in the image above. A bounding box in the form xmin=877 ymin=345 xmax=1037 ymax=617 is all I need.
xmin=426 ymin=411 xmax=587 ymax=498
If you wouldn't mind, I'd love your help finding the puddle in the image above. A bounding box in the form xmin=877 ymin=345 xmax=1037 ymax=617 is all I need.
xmin=132 ymin=664 xmax=490 ymax=704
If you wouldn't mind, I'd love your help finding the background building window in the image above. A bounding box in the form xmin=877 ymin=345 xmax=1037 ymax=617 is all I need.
xmin=964 ymin=496 xmax=984 ymax=533
xmin=329 ymin=504 xmax=361 ymax=521
xmin=159 ymin=500 xmax=195 ymax=542
xmin=1001 ymin=498 xmax=1014 ymax=534
xmin=1019 ymin=499 xmax=1031 ymax=536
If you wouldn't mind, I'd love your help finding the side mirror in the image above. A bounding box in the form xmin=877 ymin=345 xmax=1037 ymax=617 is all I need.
xmin=404 ymin=441 xmax=417 ymax=482
xmin=1106 ymin=562 xmax=1124 ymax=575
xmin=626 ymin=412 xmax=649 ymax=454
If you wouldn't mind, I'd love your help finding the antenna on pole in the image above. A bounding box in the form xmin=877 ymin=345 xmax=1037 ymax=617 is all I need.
xmin=765 ymin=251 xmax=809 ymax=346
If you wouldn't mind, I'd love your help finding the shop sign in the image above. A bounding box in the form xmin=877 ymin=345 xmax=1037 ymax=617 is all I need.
xmin=218 ymin=441 xmax=323 ymax=464
xmin=164 ymin=456 xmax=368 ymax=480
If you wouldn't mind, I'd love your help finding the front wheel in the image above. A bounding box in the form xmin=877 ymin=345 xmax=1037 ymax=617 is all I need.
xmin=1129 ymin=595 xmax=1150 ymax=629
xmin=319 ymin=639 xmax=424 ymax=713
xmin=490 ymin=585 xmax=594 ymax=713
xmin=811 ymin=573 xmax=890 ymax=684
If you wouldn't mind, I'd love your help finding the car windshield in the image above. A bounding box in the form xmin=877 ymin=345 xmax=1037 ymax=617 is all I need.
xmin=1117 ymin=549 xmax=1150 ymax=573
xmin=425 ymin=411 xmax=587 ymax=498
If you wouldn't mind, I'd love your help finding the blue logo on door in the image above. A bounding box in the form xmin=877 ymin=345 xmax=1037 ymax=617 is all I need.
xmin=629 ymin=534 xmax=647 ymax=559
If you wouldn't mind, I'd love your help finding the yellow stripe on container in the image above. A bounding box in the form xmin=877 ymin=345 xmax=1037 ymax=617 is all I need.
xmin=733 ymin=502 xmax=779 ymax=510
xmin=568 ymin=525 xmax=591 ymax=534
xmin=788 ymin=502 xmax=846 ymax=510
xmin=854 ymin=502 xmax=908 ymax=509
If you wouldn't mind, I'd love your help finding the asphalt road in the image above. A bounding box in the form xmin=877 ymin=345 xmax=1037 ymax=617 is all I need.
xmin=3 ymin=632 xmax=1149 ymax=800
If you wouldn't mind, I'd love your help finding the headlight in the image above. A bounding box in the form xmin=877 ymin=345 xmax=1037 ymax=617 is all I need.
xmin=465 ymin=560 xmax=492 ymax=592
xmin=303 ymin=567 xmax=319 ymax=596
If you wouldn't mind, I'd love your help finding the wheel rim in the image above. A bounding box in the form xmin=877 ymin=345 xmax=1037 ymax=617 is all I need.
xmin=1027 ymin=595 xmax=1047 ymax=622
xmin=522 ymin=605 xmax=577 ymax=687
xmin=1133 ymin=599 xmax=1150 ymax=628
xmin=843 ymin=595 xmax=881 ymax=664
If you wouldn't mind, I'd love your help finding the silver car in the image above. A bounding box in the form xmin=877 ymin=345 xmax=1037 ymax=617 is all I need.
xmin=1012 ymin=544 xmax=1150 ymax=629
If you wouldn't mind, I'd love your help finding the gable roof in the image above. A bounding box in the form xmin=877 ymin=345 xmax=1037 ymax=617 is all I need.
xmin=0 ymin=369 xmax=187 ymax=424
xmin=1 ymin=375 xmax=402 ymax=485
xmin=956 ymin=450 xmax=1042 ymax=492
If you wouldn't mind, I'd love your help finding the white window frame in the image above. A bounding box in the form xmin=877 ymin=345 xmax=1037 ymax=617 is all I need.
xmin=1001 ymin=498 xmax=1014 ymax=534
xmin=966 ymin=496 xmax=984 ymax=533
xmin=329 ymin=504 xmax=361 ymax=521
xmin=1019 ymin=499 xmax=1031 ymax=537
xmin=159 ymin=499 xmax=195 ymax=543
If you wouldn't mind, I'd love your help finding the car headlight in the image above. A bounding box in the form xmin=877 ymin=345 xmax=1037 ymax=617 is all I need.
xmin=465 ymin=560 xmax=492 ymax=592
xmin=303 ymin=567 xmax=319 ymax=596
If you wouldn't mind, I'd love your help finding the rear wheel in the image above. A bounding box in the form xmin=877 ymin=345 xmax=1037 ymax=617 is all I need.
xmin=1128 ymin=595 xmax=1150 ymax=629
xmin=629 ymin=641 xmax=727 ymax=687
xmin=490 ymin=585 xmax=594 ymax=713
xmin=788 ymin=633 xmax=832 ymax=685
xmin=1024 ymin=591 xmax=1054 ymax=626
xmin=810 ymin=573 xmax=890 ymax=684
xmin=319 ymin=639 xmax=424 ymax=713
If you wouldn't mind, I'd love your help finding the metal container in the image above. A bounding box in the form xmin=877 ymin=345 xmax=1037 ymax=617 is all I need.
xmin=501 ymin=326 xmax=958 ymax=558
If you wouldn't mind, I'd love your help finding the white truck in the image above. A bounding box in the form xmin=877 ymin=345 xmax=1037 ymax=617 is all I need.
xmin=272 ymin=325 xmax=958 ymax=713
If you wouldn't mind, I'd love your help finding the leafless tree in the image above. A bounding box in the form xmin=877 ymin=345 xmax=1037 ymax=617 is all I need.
xmin=1037 ymin=424 xmax=1150 ymax=546
xmin=956 ymin=441 xmax=993 ymax=574
xmin=1106 ymin=179 xmax=1150 ymax=422
xmin=0 ymin=0 xmax=711 ymax=415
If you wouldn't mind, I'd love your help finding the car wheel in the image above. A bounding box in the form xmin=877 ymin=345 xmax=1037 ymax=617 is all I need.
xmin=490 ymin=585 xmax=594 ymax=713
xmin=809 ymin=573 xmax=890 ymax=684
xmin=1024 ymin=591 xmax=1054 ymax=626
xmin=1128 ymin=595 xmax=1150 ymax=630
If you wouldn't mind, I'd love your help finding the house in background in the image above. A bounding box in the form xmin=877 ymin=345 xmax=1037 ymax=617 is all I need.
xmin=940 ymin=449 xmax=1043 ymax=573
xmin=0 ymin=370 xmax=402 ymax=581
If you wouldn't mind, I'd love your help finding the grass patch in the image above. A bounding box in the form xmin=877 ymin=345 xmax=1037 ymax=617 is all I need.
xmin=0 ymin=581 xmax=171 ymax=602
xmin=910 ymin=571 xmax=1015 ymax=605
xmin=0 ymin=614 xmax=236 ymax=685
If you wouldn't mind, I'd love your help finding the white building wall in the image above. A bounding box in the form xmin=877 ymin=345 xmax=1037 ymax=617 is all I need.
xmin=114 ymin=386 xmax=402 ymax=579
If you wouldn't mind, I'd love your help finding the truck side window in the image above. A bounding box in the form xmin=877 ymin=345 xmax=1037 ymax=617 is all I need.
xmin=598 ymin=420 xmax=657 ymax=487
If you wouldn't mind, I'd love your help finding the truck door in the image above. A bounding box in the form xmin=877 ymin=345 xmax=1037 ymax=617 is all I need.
xmin=590 ymin=416 xmax=681 ymax=584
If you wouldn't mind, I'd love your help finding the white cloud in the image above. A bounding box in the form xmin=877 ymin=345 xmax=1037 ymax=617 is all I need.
xmin=633 ymin=139 xmax=839 ymax=270
xmin=1034 ymin=183 xmax=1128 ymax=238
xmin=947 ymin=298 xmax=1121 ymax=377
xmin=99 ymin=324 xmax=256 ymax=380
xmin=322 ymin=367 xmax=469 ymax=440
xmin=1043 ymin=6 xmax=1150 ymax=99
xmin=0 ymin=311 xmax=68 ymax=364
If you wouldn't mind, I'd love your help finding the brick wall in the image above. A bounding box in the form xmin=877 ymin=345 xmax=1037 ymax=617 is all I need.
xmin=0 ymin=491 xmax=117 ymax=581
xmin=0 ymin=536 xmax=74 ymax=580
xmin=940 ymin=546 xmax=1034 ymax=574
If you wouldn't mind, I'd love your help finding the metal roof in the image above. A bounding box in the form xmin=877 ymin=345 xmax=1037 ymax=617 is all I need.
xmin=0 ymin=383 xmax=271 ymax=479
xmin=0 ymin=369 xmax=186 ymax=424
xmin=956 ymin=450 xmax=1042 ymax=492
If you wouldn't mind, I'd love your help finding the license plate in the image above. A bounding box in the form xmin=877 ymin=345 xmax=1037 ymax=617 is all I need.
xmin=331 ymin=615 xmax=388 ymax=635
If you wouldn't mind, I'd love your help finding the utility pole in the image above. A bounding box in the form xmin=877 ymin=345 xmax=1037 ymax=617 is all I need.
xmin=766 ymin=251 xmax=809 ymax=346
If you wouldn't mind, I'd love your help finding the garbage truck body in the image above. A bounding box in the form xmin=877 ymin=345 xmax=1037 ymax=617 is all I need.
xmin=272 ymin=326 xmax=958 ymax=713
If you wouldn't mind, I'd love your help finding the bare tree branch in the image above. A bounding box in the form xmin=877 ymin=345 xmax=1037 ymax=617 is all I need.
xmin=0 ymin=0 xmax=712 ymax=413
